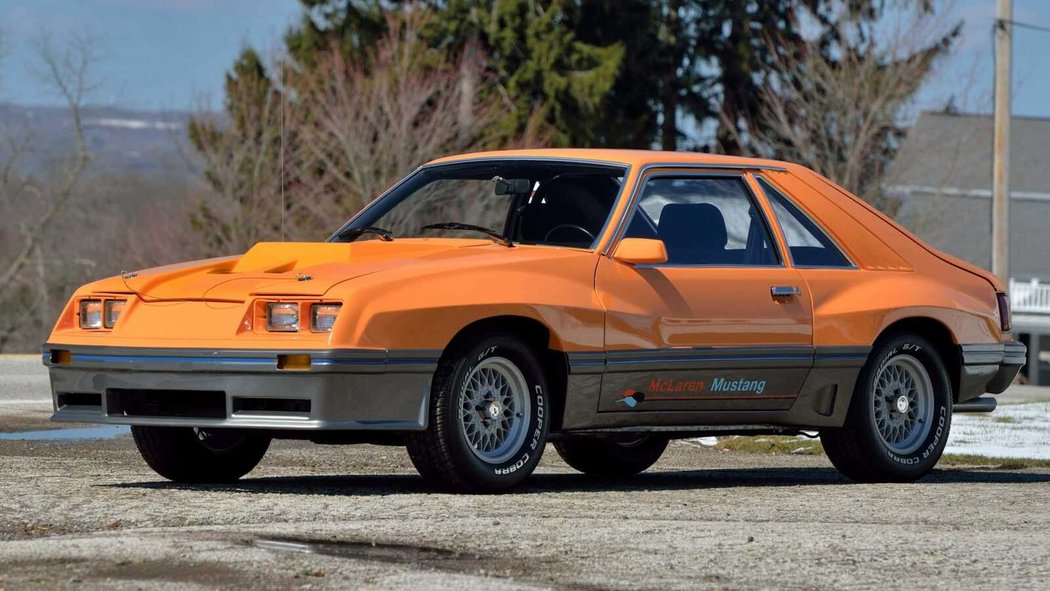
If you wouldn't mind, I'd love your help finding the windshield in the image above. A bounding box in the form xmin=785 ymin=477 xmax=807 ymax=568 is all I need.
xmin=332 ymin=160 xmax=627 ymax=249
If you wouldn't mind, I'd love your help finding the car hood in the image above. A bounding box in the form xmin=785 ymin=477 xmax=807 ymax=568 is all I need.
xmin=91 ymin=239 xmax=569 ymax=302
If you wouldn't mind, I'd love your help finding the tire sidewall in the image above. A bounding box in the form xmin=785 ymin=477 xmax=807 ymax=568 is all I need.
xmin=606 ymin=435 xmax=668 ymax=466
xmin=857 ymin=335 xmax=952 ymax=477
xmin=441 ymin=336 xmax=549 ymax=489
xmin=131 ymin=426 xmax=270 ymax=483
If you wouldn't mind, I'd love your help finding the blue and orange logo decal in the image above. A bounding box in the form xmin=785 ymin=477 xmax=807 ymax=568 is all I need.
xmin=617 ymin=389 xmax=646 ymax=408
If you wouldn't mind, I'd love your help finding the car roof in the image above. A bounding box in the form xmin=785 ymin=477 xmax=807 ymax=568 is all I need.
xmin=426 ymin=149 xmax=791 ymax=171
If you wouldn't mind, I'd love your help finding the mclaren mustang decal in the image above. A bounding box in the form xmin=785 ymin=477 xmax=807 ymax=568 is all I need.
xmin=617 ymin=376 xmax=772 ymax=408
xmin=648 ymin=378 xmax=707 ymax=393
xmin=709 ymin=377 xmax=766 ymax=395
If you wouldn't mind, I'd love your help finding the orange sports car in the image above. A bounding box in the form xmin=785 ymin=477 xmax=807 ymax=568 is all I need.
xmin=43 ymin=149 xmax=1024 ymax=492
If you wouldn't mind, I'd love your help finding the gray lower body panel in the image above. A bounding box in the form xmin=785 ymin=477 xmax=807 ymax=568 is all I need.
xmin=560 ymin=346 xmax=869 ymax=431
xmin=43 ymin=344 xmax=437 ymax=430
xmin=958 ymin=341 xmax=1026 ymax=403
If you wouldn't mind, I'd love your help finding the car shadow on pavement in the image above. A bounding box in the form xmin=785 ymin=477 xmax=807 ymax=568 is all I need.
xmin=104 ymin=466 xmax=1050 ymax=496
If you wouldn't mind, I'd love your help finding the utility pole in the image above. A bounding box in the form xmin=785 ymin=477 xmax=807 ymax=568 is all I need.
xmin=992 ymin=0 xmax=1012 ymax=282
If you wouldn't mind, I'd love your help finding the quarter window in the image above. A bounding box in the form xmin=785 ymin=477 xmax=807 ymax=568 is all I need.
xmin=759 ymin=178 xmax=852 ymax=268
xmin=623 ymin=176 xmax=779 ymax=266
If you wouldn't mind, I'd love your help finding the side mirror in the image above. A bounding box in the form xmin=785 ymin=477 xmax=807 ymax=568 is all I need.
xmin=612 ymin=238 xmax=668 ymax=265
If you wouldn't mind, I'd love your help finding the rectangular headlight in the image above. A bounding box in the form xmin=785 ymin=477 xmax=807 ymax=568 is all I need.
xmin=79 ymin=299 xmax=103 ymax=329
xmin=104 ymin=300 xmax=126 ymax=328
xmin=266 ymin=302 xmax=300 ymax=332
xmin=311 ymin=303 xmax=341 ymax=333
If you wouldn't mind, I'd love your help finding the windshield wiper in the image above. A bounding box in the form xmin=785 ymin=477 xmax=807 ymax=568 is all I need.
xmin=421 ymin=223 xmax=514 ymax=247
xmin=336 ymin=226 xmax=394 ymax=242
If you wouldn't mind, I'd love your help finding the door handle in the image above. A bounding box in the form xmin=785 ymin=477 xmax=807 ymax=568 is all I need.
xmin=771 ymin=285 xmax=801 ymax=299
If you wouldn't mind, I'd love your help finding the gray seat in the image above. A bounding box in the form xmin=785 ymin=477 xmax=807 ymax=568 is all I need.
xmin=657 ymin=203 xmax=729 ymax=264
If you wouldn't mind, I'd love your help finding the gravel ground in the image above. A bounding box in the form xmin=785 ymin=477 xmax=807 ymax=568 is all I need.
xmin=2 ymin=432 xmax=1050 ymax=589
xmin=2 ymin=358 xmax=1049 ymax=589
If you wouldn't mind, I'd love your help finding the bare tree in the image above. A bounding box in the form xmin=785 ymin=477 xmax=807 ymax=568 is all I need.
xmin=292 ymin=14 xmax=503 ymax=221
xmin=721 ymin=4 xmax=958 ymax=213
xmin=187 ymin=8 xmax=527 ymax=256
xmin=187 ymin=68 xmax=284 ymax=253
xmin=0 ymin=33 xmax=98 ymax=350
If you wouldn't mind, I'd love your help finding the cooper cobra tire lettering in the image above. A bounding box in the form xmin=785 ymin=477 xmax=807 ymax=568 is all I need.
xmin=921 ymin=407 xmax=947 ymax=460
xmin=497 ymin=383 xmax=543 ymax=473
xmin=529 ymin=391 xmax=544 ymax=451
xmin=495 ymin=453 xmax=529 ymax=475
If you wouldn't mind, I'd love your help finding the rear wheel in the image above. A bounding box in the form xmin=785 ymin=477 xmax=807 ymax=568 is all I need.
xmin=131 ymin=426 xmax=270 ymax=483
xmin=555 ymin=434 xmax=668 ymax=476
xmin=821 ymin=334 xmax=952 ymax=482
xmin=406 ymin=334 xmax=549 ymax=492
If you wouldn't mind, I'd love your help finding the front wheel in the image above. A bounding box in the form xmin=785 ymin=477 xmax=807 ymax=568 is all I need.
xmin=131 ymin=426 xmax=271 ymax=483
xmin=406 ymin=334 xmax=549 ymax=493
xmin=821 ymin=334 xmax=952 ymax=482
xmin=555 ymin=434 xmax=668 ymax=476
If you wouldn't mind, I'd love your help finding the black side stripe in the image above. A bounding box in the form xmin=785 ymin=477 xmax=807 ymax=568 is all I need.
xmin=812 ymin=346 xmax=871 ymax=368
xmin=568 ymin=345 xmax=871 ymax=374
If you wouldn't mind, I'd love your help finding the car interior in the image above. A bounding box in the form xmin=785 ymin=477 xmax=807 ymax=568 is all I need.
xmin=514 ymin=175 xmax=622 ymax=247
xmin=625 ymin=200 xmax=779 ymax=266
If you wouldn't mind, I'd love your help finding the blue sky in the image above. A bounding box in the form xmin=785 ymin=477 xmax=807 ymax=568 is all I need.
xmin=0 ymin=0 xmax=1048 ymax=118
xmin=0 ymin=0 xmax=301 ymax=110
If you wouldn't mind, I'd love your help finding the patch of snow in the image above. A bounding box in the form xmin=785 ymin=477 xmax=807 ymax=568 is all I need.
xmin=85 ymin=118 xmax=181 ymax=131
xmin=946 ymin=402 xmax=1050 ymax=459
xmin=680 ymin=404 xmax=1050 ymax=460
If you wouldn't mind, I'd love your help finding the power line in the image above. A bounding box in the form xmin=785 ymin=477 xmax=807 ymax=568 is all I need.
xmin=1000 ymin=18 xmax=1050 ymax=35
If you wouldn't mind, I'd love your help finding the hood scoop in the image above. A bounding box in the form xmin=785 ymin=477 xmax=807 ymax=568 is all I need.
xmin=121 ymin=243 xmax=358 ymax=301
xmin=228 ymin=242 xmax=354 ymax=274
xmin=121 ymin=240 xmax=480 ymax=302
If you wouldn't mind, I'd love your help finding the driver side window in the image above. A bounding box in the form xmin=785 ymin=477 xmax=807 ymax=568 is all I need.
xmin=623 ymin=176 xmax=780 ymax=266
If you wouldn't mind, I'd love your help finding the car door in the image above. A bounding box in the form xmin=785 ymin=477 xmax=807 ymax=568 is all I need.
xmin=595 ymin=170 xmax=814 ymax=414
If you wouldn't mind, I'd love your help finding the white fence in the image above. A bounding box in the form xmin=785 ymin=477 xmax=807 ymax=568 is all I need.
xmin=1011 ymin=278 xmax=1050 ymax=314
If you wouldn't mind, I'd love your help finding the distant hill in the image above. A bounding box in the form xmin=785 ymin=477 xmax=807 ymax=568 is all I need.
xmin=0 ymin=103 xmax=198 ymax=178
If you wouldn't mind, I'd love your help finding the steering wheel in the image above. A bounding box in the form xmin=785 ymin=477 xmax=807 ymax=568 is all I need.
xmin=544 ymin=224 xmax=596 ymax=243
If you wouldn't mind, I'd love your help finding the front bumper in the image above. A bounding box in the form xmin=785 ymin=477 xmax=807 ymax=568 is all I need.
xmin=958 ymin=341 xmax=1027 ymax=402
xmin=42 ymin=344 xmax=439 ymax=431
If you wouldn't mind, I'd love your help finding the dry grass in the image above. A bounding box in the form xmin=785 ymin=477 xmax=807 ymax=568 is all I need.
xmin=711 ymin=436 xmax=1050 ymax=470
xmin=713 ymin=436 xmax=823 ymax=456
xmin=939 ymin=454 xmax=1050 ymax=470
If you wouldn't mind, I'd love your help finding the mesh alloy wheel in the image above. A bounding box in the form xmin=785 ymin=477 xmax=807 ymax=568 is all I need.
xmin=871 ymin=354 xmax=935 ymax=455
xmin=458 ymin=356 xmax=531 ymax=464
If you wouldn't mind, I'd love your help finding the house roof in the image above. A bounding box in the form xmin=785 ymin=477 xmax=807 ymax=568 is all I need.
xmin=889 ymin=111 xmax=1050 ymax=281
xmin=887 ymin=111 xmax=1050 ymax=195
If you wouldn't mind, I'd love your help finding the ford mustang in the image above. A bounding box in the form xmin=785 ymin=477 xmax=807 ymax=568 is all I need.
xmin=42 ymin=149 xmax=1025 ymax=491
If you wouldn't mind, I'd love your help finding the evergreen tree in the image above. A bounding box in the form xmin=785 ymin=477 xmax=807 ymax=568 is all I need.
xmin=285 ymin=0 xmax=391 ymax=66
xmin=198 ymin=0 xmax=958 ymax=156
xmin=423 ymin=0 xmax=626 ymax=146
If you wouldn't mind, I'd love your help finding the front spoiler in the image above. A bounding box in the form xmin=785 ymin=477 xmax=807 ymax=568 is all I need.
xmin=42 ymin=344 xmax=439 ymax=431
